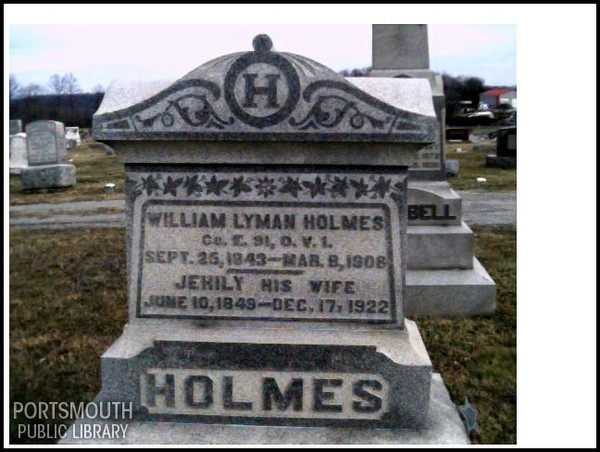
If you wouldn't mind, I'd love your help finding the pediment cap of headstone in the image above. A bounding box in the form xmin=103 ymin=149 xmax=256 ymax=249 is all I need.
xmin=93 ymin=35 xmax=437 ymax=144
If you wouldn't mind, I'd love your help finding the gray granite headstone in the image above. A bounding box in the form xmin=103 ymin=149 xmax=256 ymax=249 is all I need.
xmin=25 ymin=120 xmax=67 ymax=166
xmin=9 ymin=133 xmax=28 ymax=174
xmin=370 ymin=24 xmax=446 ymax=180
xmin=497 ymin=126 xmax=516 ymax=158
xmin=486 ymin=126 xmax=516 ymax=168
xmin=373 ymin=25 xmax=429 ymax=70
xmin=370 ymin=25 xmax=496 ymax=317
xmin=21 ymin=120 xmax=76 ymax=188
xmin=62 ymin=34 xmax=467 ymax=444
xmin=10 ymin=119 xmax=23 ymax=135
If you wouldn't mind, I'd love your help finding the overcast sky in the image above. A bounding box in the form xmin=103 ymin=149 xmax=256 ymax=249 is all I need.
xmin=9 ymin=23 xmax=516 ymax=92
xmin=4 ymin=3 xmax=524 ymax=94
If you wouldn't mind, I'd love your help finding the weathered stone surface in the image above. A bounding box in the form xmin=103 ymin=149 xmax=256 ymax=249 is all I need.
xmin=10 ymin=119 xmax=23 ymax=135
xmin=25 ymin=120 xmax=67 ymax=166
xmin=93 ymin=38 xmax=437 ymax=146
xmin=369 ymin=26 xmax=446 ymax=182
xmin=127 ymin=166 xmax=407 ymax=326
xmin=20 ymin=164 xmax=76 ymax=189
xmin=61 ymin=373 xmax=468 ymax=445
xmin=407 ymin=223 xmax=473 ymax=270
xmin=407 ymin=181 xmax=462 ymax=226
xmin=10 ymin=133 xmax=28 ymax=174
xmin=69 ymin=320 xmax=432 ymax=430
xmin=405 ymin=258 xmax=496 ymax=317
xmin=84 ymin=35 xmax=463 ymax=442
xmin=372 ymin=25 xmax=430 ymax=70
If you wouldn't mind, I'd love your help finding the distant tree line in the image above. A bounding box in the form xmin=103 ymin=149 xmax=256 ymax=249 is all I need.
xmin=337 ymin=67 xmax=516 ymax=122
xmin=10 ymin=73 xmax=105 ymax=128
xmin=10 ymin=93 xmax=105 ymax=128
xmin=338 ymin=66 xmax=372 ymax=77
xmin=441 ymin=73 xmax=488 ymax=107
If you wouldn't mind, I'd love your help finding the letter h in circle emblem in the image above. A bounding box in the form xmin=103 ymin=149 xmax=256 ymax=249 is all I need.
xmin=225 ymin=35 xmax=300 ymax=129
xmin=243 ymin=73 xmax=281 ymax=109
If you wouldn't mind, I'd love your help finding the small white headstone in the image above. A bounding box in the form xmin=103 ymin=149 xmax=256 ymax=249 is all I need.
xmin=65 ymin=127 xmax=81 ymax=149
xmin=10 ymin=133 xmax=29 ymax=173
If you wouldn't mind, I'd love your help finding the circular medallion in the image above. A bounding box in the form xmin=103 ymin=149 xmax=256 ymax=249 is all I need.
xmin=224 ymin=49 xmax=300 ymax=129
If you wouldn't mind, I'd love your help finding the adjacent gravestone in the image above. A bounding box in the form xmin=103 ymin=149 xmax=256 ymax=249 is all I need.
xmin=370 ymin=25 xmax=446 ymax=180
xmin=370 ymin=25 xmax=495 ymax=316
xmin=10 ymin=119 xmax=23 ymax=135
xmin=445 ymin=159 xmax=459 ymax=177
xmin=372 ymin=24 xmax=430 ymax=70
xmin=497 ymin=126 xmax=517 ymax=157
xmin=65 ymin=126 xmax=82 ymax=149
xmin=20 ymin=120 xmax=76 ymax=189
xmin=9 ymin=133 xmax=28 ymax=175
xmin=62 ymin=35 xmax=468 ymax=444
xmin=486 ymin=126 xmax=516 ymax=168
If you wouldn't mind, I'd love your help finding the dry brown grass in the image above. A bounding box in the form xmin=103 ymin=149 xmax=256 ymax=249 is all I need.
xmin=445 ymin=141 xmax=516 ymax=191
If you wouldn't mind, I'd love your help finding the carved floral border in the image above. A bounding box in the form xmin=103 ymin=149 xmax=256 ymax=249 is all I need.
xmin=129 ymin=173 xmax=405 ymax=205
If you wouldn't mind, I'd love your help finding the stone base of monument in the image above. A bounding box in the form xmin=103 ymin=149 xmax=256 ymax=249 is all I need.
xmin=20 ymin=164 xmax=76 ymax=189
xmin=60 ymin=373 xmax=468 ymax=445
xmin=405 ymin=180 xmax=496 ymax=316
xmin=406 ymin=258 xmax=496 ymax=317
xmin=80 ymin=321 xmax=431 ymax=426
xmin=486 ymin=155 xmax=516 ymax=168
xmin=408 ymin=223 xmax=474 ymax=270
xmin=60 ymin=320 xmax=468 ymax=445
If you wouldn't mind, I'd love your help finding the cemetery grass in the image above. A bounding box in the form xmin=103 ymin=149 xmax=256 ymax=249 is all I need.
xmin=9 ymin=226 xmax=516 ymax=444
xmin=9 ymin=143 xmax=125 ymax=205
xmin=416 ymin=224 xmax=517 ymax=444
xmin=446 ymin=141 xmax=516 ymax=191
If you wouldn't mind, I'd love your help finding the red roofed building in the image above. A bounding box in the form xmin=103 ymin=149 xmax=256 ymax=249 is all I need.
xmin=480 ymin=88 xmax=517 ymax=109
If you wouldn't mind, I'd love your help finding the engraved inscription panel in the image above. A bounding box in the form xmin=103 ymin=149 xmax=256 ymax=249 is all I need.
xmin=129 ymin=168 xmax=405 ymax=324
xmin=410 ymin=128 xmax=441 ymax=171
xmin=27 ymin=130 xmax=58 ymax=165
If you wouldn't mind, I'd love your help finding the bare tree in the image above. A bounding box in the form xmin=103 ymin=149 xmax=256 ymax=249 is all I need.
xmin=48 ymin=73 xmax=81 ymax=94
xmin=62 ymin=73 xmax=81 ymax=94
xmin=20 ymin=83 xmax=46 ymax=97
xmin=10 ymin=74 xmax=21 ymax=99
xmin=49 ymin=73 xmax=67 ymax=94
xmin=91 ymin=84 xmax=105 ymax=93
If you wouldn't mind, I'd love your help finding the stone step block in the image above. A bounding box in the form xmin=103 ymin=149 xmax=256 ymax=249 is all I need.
xmin=405 ymin=257 xmax=496 ymax=317
xmin=20 ymin=164 xmax=76 ymax=189
xmin=408 ymin=222 xmax=473 ymax=270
